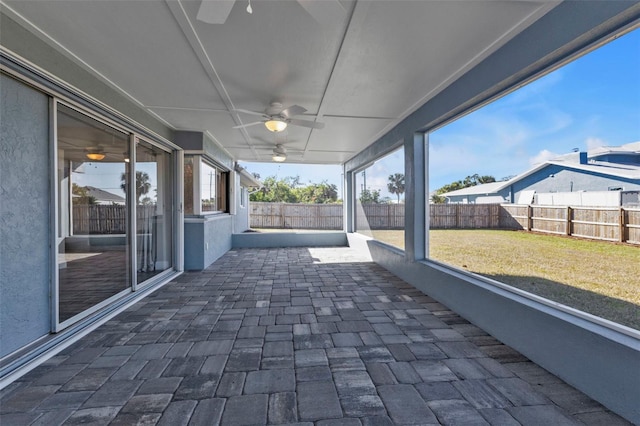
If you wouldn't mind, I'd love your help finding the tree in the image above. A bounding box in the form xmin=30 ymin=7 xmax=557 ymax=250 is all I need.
xmin=121 ymin=171 xmax=151 ymax=204
xmin=250 ymin=176 xmax=298 ymax=203
xmin=72 ymin=183 xmax=97 ymax=205
xmin=297 ymin=181 xmax=339 ymax=204
xmin=359 ymin=188 xmax=381 ymax=204
xmin=387 ymin=173 xmax=405 ymax=203
xmin=432 ymin=173 xmax=496 ymax=203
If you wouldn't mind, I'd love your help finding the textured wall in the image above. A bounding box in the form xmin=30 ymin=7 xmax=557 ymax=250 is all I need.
xmin=184 ymin=215 xmax=233 ymax=270
xmin=0 ymin=75 xmax=51 ymax=356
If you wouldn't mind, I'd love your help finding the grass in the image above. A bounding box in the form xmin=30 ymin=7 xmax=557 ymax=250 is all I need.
xmin=370 ymin=229 xmax=640 ymax=330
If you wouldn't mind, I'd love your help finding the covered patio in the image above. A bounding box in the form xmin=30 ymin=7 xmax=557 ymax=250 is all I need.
xmin=0 ymin=247 xmax=627 ymax=425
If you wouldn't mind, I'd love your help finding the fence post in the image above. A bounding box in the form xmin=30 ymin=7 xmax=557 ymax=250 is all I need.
xmin=619 ymin=207 xmax=625 ymax=243
xmin=526 ymin=205 xmax=532 ymax=231
xmin=566 ymin=206 xmax=572 ymax=236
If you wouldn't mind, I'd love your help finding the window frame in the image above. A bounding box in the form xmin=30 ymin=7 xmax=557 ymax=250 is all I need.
xmin=184 ymin=154 xmax=230 ymax=216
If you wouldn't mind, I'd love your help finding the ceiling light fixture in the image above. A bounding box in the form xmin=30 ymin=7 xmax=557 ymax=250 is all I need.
xmin=264 ymin=119 xmax=287 ymax=133
xmin=272 ymin=145 xmax=287 ymax=162
xmin=246 ymin=0 xmax=253 ymax=14
xmin=86 ymin=149 xmax=105 ymax=161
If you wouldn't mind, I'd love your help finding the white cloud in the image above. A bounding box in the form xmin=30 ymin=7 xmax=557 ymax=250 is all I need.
xmin=529 ymin=149 xmax=559 ymax=166
xmin=585 ymin=137 xmax=607 ymax=150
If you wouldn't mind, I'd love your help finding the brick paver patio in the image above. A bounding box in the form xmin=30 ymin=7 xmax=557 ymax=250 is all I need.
xmin=0 ymin=247 xmax=630 ymax=425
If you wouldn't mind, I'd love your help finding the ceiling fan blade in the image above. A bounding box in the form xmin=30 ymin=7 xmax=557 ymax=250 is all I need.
xmin=280 ymin=104 xmax=307 ymax=119
xmin=288 ymin=118 xmax=325 ymax=130
xmin=233 ymin=108 xmax=268 ymax=118
xmin=232 ymin=121 xmax=264 ymax=129
xmin=297 ymin=0 xmax=346 ymax=26
xmin=197 ymin=0 xmax=236 ymax=24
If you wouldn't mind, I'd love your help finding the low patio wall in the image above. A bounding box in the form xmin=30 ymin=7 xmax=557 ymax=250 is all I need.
xmin=232 ymin=231 xmax=348 ymax=248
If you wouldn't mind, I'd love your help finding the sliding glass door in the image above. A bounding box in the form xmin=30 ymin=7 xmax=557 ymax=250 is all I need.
xmin=57 ymin=104 xmax=131 ymax=323
xmin=56 ymin=104 xmax=176 ymax=326
xmin=135 ymin=138 xmax=173 ymax=285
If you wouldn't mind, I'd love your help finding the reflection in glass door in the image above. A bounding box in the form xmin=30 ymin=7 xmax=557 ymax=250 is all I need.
xmin=57 ymin=104 xmax=131 ymax=322
xmin=135 ymin=139 xmax=173 ymax=284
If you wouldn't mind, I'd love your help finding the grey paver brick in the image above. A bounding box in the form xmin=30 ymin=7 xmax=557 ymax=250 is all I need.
xmin=333 ymin=370 xmax=377 ymax=396
xmin=37 ymin=390 xmax=92 ymax=410
xmin=215 ymin=372 xmax=246 ymax=397
xmin=60 ymin=368 xmax=114 ymax=391
xmin=297 ymin=381 xmax=342 ymax=421
xmin=296 ymin=365 xmax=332 ymax=382
xmin=263 ymin=340 xmax=294 ymax=357
xmin=388 ymin=362 xmax=422 ymax=384
xmin=294 ymin=334 xmax=333 ymax=349
xmin=162 ymin=356 xmax=206 ymax=377
xmin=189 ymin=340 xmax=233 ymax=356
xmin=507 ymin=405 xmax=582 ymax=425
xmin=452 ymin=380 xmax=512 ymax=409
xmin=64 ymin=406 xmax=120 ymax=425
xmin=29 ymin=409 xmax=75 ymax=426
xmin=378 ymin=384 xmax=438 ymax=424
xmin=131 ymin=343 xmax=173 ymax=360
xmin=477 ymin=408 xmax=521 ymax=426
xmin=136 ymin=359 xmax=170 ymax=379
xmin=407 ymin=343 xmax=447 ymax=360
xmin=386 ymin=343 xmax=417 ymax=361
xmin=411 ymin=360 xmax=457 ymax=382
xmin=110 ymin=412 xmax=162 ymax=426
xmin=332 ymin=332 xmax=364 ymax=347
xmin=295 ymin=349 xmax=328 ymax=367
xmin=189 ymin=398 xmax=225 ymax=426
xmin=165 ymin=342 xmax=194 ymax=358
xmin=361 ymin=416 xmax=394 ymax=426
xmin=225 ymin=348 xmax=261 ymax=372
xmin=220 ymin=394 xmax=268 ymax=426
xmin=269 ymin=392 xmax=298 ymax=424
xmin=358 ymin=346 xmax=395 ymax=363
xmin=336 ymin=320 xmax=373 ymax=333
xmin=137 ymin=377 xmax=182 ymax=395
xmin=444 ymin=358 xmax=492 ymax=380
xmin=200 ymin=355 xmax=228 ymax=375
xmin=244 ymin=369 xmax=295 ymax=394
xmin=174 ymin=374 xmax=220 ymax=400
xmin=366 ymin=363 xmax=397 ymax=385
xmin=415 ymin=382 xmax=463 ymax=401
xmin=428 ymin=399 xmax=490 ymax=425
xmin=120 ymin=393 xmax=172 ymax=413
xmin=341 ymin=394 xmax=387 ymax=417
xmin=317 ymin=418 xmax=362 ymax=426
xmin=157 ymin=400 xmax=197 ymax=426
xmin=436 ymin=341 xmax=485 ymax=359
xmin=81 ymin=380 xmax=141 ymax=408
xmin=487 ymin=377 xmax=550 ymax=406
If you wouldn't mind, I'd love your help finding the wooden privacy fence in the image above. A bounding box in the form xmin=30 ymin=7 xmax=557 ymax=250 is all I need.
xmin=250 ymin=202 xmax=640 ymax=245
xmin=500 ymin=204 xmax=640 ymax=244
xmin=250 ymin=202 xmax=343 ymax=230
xmin=72 ymin=204 xmax=157 ymax=235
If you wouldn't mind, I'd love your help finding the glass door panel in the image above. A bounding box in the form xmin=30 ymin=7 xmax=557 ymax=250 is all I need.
xmin=135 ymin=139 xmax=173 ymax=284
xmin=57 ymin=104 xmax=131 ymax=322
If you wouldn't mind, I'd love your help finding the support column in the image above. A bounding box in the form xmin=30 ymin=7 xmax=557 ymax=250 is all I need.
xmin=344 ymin=168 xmax=354 ymax=233
xmin=404 ymin=132 xmax=427 ymax=261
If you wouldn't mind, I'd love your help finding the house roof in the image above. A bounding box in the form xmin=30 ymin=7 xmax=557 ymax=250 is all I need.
xmin=84 ymin=186 xmax=125 ymax=204
xmin=441 ymin=148 xmax=640 ymax=198
xmin=589 ymin=141 xmax=640 ymax=157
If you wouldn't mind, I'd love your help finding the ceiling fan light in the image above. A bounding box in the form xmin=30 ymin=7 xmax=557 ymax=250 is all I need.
xmin=272 ymin=153 xmax=287 ymax=162
xmin=86 ymin=151 xmax=106 ymax=161
xmin=265 ymin=119 xmax=287 ymax=132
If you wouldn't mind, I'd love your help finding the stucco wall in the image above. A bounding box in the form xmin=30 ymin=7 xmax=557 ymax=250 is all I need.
xmin=0 ymin=75 xmax=51 ymax=357
xmin=184 ymin=215 xmax=233 ymax=270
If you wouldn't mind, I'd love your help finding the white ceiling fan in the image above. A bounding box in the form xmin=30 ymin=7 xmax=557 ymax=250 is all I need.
xmin=196 ymin=0 xmax=346 ymax=26
xmin=233 ymin=102 xmax=324 ymax=133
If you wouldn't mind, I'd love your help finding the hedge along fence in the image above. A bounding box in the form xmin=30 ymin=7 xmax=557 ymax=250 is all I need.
xmin=251 ymin=202 xmax=640 ymax=245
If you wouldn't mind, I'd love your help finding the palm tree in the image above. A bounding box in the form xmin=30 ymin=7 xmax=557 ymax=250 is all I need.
xmin=121 ymin=171 xmax=151 ymax=204
xmin=387 ymin=173 xmax=405 ymax=203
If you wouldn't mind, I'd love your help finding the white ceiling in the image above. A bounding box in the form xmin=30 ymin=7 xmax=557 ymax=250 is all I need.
xmin=3 ymin=0 xmax=560 ymax=164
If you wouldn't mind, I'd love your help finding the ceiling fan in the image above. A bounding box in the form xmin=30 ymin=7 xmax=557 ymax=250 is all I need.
xmin=233 ymin=102 xmax=325 ymax=133
xmin=196 ymin=0 xmax=346 ymax=26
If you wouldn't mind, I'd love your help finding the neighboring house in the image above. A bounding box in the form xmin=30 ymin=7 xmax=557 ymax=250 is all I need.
xmin=82 ymin=185 xmax=125 ymax=205
xmin=441 ymin=142 xmax=640 ymax=205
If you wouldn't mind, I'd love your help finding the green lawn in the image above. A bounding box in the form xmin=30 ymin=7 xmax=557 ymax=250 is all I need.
xmin=370 ymin=229 xmax=640 ymax=330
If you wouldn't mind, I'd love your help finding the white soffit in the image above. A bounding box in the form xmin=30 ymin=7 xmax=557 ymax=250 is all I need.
xmin=2 ymin=0 xmax=560 ymax=164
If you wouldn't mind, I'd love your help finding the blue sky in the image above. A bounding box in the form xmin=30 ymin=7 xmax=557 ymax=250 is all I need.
xmin=243 ymin=27 xmax=639 ymax=199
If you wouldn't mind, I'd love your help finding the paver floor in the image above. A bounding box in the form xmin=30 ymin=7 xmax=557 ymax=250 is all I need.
xmin=0 ymin=247 xmax=630 ymax=425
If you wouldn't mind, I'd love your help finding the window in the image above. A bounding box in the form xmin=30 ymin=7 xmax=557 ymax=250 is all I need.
xmin=184 ymin=155 xmax=229 ymax=215
xmin=354 ymin=147 xmax=405 ymax=249
xmin=427 ymin=29 xmax=640 ymax=330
